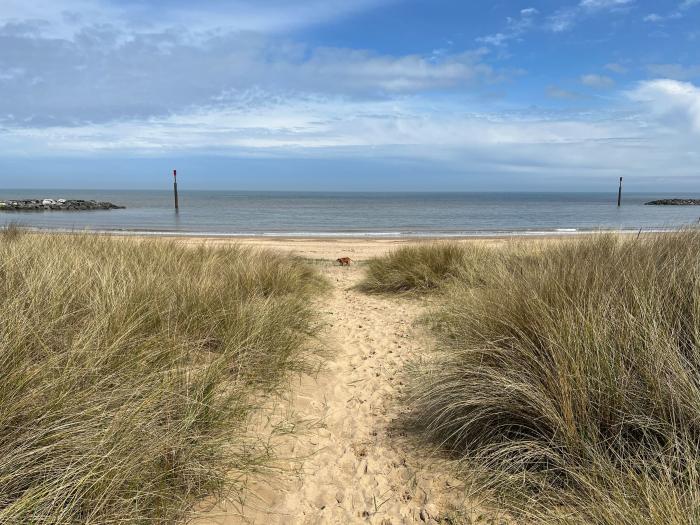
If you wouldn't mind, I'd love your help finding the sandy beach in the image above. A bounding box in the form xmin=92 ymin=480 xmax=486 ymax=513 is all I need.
xmin=143 ymin=233 xmax=566 ymax=261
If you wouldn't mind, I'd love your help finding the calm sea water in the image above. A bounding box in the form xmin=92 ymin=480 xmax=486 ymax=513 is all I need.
xmin=2 ymin=190 xmax=700 ymax=237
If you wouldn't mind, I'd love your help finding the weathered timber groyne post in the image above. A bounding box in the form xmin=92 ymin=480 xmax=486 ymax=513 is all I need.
xmin=173 ymin=169 xmax=179 ymax=212
xmin=617 ymin=177 xmax=623 ymax=207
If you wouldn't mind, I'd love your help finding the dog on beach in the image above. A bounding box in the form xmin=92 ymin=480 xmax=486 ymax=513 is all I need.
xmin=336 ymin=257 xmax=352 ymax=266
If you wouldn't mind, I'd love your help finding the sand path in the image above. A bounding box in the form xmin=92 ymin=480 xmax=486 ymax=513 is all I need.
xmin=201 ymin=256 xmax=462 ymax=524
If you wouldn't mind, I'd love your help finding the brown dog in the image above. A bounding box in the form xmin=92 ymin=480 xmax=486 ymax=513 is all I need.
xmin=336 ymin=257 xmax=352 ymax=266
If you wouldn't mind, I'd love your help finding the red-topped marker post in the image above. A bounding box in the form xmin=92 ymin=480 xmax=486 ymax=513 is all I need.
xmin=173 ymin=169 xmax=179 ymax=212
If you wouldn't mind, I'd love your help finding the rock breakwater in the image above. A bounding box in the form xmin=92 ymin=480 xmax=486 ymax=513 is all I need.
xmin=0 ymin=199 xmax=125 ymax=211
xmin=645 ymin=199 xmax=700 ymax=206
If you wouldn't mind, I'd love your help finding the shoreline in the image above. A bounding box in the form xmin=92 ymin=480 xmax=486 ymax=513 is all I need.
xmin=5 ymin=225 xmax=681 ymax=241
xmin=10 ymin=226 xmax=675 ymax=263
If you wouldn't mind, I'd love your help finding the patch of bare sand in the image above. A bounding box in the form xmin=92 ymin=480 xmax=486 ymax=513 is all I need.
xmin=195 ymin=240 xmax=472 ymax=524
xmin=146 ymin=236 xmax=515 ymax=261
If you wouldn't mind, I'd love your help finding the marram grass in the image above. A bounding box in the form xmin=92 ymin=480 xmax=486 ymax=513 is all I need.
xmin=370 ymin=232 xmax=700 ymax=524
xmin=357 ymin=242 xmax=497 ymax=294
xmin=0 ymin=230 xmax=325 ymax=524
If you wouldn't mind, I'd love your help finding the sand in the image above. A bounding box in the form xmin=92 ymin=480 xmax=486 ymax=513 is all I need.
xmin=157 ymin=235 xmax=522 ymax=259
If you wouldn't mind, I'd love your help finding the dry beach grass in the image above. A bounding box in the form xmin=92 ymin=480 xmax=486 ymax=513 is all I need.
xmin=0 ymin=229 xmax=325 ymax=524
xmin=361 ymin=232 xmax=700 ymax=523
xmin=357 ymin=242 xmax=495 ymax=294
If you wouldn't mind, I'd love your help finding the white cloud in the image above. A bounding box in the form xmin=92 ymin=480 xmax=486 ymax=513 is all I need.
xmin=581 ymin=74 xmax=615 ymax=88
xmin=579 ymin=0 xmax=634 ymax=8
xmin=1 ymin=82 xmax=699 ymax=181
xmin=548 ymin=0 xmax=634 ymax=32
xmin=302 ymin=48 xmax=492 ymax=92
xmin=0 ymin=26 xmax=493 ymax=125
xmin=628 ymin=79 xmax=700 ymax=133
xmin=476 ymin=6 xmax=538 ymax=46
xmin=149 ymin=0 xmax=399 ymax=35
xmin=3 ymin=88 xmax=699 ymax=184
xmin=476 ymin=33 xmax=509 ymax=46
xmin=548 ymin=9 xmax=578 ymax=31
xmin=641 ymin=0 xmax=698 ymax=23
xmin=0 ymin=92 xmax=647 ymax=154
xmin=0 ymin=67 xmax=25 ymax=81
xmin=0 ymin=0 xmax=397 ymax=38
xmin=482 ymin=1 xmax=633 ymax=40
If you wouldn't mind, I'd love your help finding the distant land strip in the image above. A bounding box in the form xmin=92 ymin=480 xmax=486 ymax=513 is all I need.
xmin=645 ymin=199 xmax=700 ymax=206
xmin=0 ymin=199 xmax=125 ymax=211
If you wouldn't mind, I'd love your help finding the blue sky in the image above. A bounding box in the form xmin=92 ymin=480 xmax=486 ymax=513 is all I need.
xmin=0 ymin=0 xmax=699 ymax=191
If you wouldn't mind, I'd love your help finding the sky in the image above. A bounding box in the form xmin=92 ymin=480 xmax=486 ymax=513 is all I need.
xmin=0 ymin=0 xmax=699 ymax=191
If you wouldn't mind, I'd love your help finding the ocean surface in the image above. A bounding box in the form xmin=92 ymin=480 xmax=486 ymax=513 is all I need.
xmin=2 ymin=190 xmax=700 ymax=237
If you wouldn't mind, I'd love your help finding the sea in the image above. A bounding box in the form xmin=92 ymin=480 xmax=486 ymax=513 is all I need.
xmin=1 ymin=190 xmax=700 ymax=237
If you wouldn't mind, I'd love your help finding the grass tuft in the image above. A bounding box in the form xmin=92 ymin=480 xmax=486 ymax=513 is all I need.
xmin=358 ymin=242 xmax=496 ymax=294
xmin=0 ymin=233 xmax=325 ymax=524
xmin=0 ymin=222 xmax=25 ymax=242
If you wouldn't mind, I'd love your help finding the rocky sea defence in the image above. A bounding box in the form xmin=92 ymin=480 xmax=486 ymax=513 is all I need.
xmin=0 ymin=199 xmax=125 ymax=211
xmin=645 ymin=199 xmax=700 ymax=205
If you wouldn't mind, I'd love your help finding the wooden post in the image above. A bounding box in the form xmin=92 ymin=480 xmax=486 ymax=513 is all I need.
xmin=617 ymin=177 xmax=623 ymax=207
xmin=173 ymin=170 xmax=179 ymax=212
